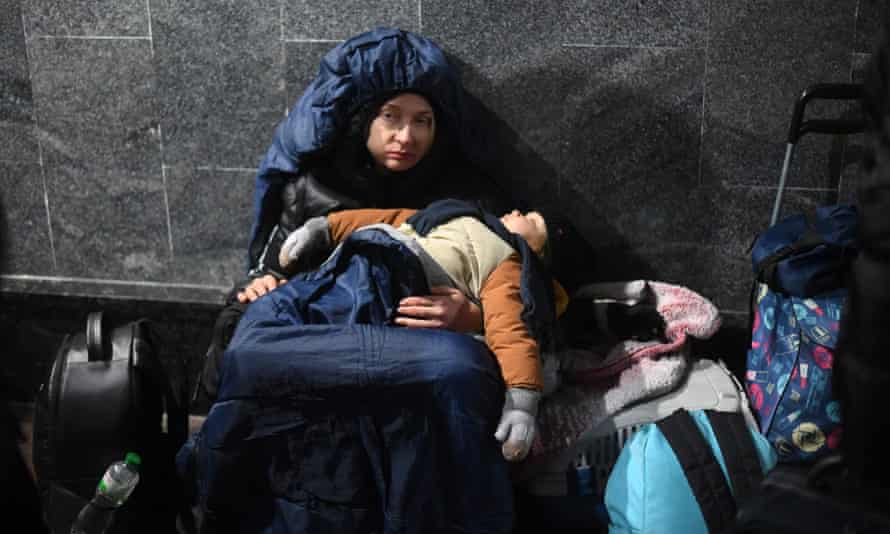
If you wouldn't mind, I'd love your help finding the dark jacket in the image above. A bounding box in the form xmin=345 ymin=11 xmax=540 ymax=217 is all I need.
xmin=247 ymin=159 xmax=514 ymax=282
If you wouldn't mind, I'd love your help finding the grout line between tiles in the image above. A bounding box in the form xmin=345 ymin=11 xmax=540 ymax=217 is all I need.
xmin=145 ymin=0 xmax=155 ymax=57
xmin=849 ymin=1 xmax=862 ymax=92
xmin=196 ymin=165 xmax=258 ymax=173
xmin=20 ymin=6 xmax=29 ymax=40
xmin=848 ymin=1 xmax=859 ymax=90
xmin=280 ymin=0 xmax=288 ymax=117
xmin=282 ymin=38 xmax=342 ymax=43
xmin=725 ymin=184 xmax=840 ymax=192
xmin=159 ymin=130 xmax=175 ymax=260
xmin=21 ymin=11 xmax=58 ymax=273
xmin=561 ymin=43 xmax=699 ymax=50
xmin=418 ymin=0 xmax=423 ymax=33
xmin=0 ymin=273 xmax=230 ymax=292
xmin=32 ymin=34 xmax=152 ymax=41
xmin=148 ymin=9 xmax=171 ymax=261
xmin=147 ymin=0 xmax=172 ymax=260
xmin=697 ymin=1 xmax=711 ymax=186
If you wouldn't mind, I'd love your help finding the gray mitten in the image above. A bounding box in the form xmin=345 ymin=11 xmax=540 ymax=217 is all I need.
xmin=494 ymin=387 xmax=541 ymax=462
xmin=278 ymin=215 xmax=331 ymax=271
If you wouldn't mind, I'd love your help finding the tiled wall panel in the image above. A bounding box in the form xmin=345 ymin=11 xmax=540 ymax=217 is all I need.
xmin=0 ymin=0 xmax=38 ymax=163
xmin=0 ymin=0 xmax=877 ymax=315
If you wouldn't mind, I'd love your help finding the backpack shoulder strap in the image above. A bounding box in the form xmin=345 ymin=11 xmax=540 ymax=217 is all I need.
xmin=656 ymin=409 xmax=737 ymax=534
xmin=705 ymin=410 xmax=765 ymax=507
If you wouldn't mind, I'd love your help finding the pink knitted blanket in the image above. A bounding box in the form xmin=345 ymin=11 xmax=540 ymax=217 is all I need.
xmin=528 ymin=280 xmax=721 ymax=460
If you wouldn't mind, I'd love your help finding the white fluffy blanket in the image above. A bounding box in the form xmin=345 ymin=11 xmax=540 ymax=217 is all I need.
xmin=528 ymin=280 xmax=722 ymax=460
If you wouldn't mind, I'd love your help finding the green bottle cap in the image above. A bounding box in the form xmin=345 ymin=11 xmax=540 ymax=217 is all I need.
xmin=125 ymin=452 xmax=142 ymax=466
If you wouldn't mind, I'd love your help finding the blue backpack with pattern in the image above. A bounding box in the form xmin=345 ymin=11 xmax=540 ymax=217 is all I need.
xmin=746 ymin=284 xmax=846 ymax=462
xmin=746 ymin=205 xmax=856 ymax=462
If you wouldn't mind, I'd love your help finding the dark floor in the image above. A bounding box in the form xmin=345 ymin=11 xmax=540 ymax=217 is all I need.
xmin=9 ymin=402 xmax=606 ymax=533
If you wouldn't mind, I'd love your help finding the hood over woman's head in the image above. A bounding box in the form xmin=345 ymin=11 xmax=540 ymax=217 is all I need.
xmin=251 ymin=28 xmax=479 ymax=260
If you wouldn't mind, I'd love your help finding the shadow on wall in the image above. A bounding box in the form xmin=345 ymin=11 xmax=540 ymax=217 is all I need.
xmin=829 ymin=104 xmax=870 ymax=200
xmin=452 ymin=56 xmax=704 ymax=294
xmin=462 ymin=93 xmax=601 ymax=294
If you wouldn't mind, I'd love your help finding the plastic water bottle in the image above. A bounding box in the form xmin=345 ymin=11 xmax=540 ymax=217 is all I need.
xmin=70 ymin=452 xmax=141 ymax=534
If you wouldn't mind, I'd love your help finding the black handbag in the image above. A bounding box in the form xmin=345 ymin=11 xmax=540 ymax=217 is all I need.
xmin=32 ymin=311 xmax=187 ymax=533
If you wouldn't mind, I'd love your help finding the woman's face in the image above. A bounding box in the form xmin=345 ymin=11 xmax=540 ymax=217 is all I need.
xmin=366 ymin=93 xmax=436 ymax=172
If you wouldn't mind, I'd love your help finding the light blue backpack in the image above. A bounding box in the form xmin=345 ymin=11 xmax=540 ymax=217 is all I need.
xmin=604 ymin=409 xmax=777 ymax=534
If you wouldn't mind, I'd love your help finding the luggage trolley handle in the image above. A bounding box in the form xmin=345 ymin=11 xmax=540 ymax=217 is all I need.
xmin=771 ymin=83 xmax=865 ymax=226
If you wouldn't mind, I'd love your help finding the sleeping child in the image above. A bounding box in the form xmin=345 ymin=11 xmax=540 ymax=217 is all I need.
xmin=277 ymin=198 xmax=558 ymax=461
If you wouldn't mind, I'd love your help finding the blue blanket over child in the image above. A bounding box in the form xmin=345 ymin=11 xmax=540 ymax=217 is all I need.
xmin=178 ymin=226 xmax=513 ymax=533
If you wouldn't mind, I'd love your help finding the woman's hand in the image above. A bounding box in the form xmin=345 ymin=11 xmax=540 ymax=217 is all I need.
xmin=395 ymin=286 xmax=483 ymax=332
xmin=236 ymin=274 xmax=287 ymax=303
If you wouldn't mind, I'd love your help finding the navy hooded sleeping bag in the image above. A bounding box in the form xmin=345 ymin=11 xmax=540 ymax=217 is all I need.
xmin=248 ymin=27 xmax=475 ymax=275
xmin=179 ymin=221 xmax=522 ymax=533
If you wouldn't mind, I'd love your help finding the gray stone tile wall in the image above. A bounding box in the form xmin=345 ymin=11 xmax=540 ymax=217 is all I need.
xmin=0 ymin=0 xmax=881 ymax=316
xmin=29 ymin=37 xmax=168 ymax=280
xmin=0 ymin=161 xmax=53 ymax=275
xmin=24 ymin=0 xmax=150 ymax=37
xmin=856 ymin=0 xmax=885 ymax=54
xmin=284 ymin=0 xmax=420 ymax=40
xmin=1 ymin=0 xmax=38 ymax=162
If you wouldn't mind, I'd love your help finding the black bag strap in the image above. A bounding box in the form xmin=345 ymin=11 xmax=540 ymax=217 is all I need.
xmin=86 ymin=311 xmax=105 ymax=362
xmin=86 ymin=312 xmax=188 ymax=446
xmin=656 ymin=409 xmax=737 ymax=534
xmin=705 ymin=410 xmax=765 ymax=507
xmin=127 ymin=319 xmax=189 ymax=446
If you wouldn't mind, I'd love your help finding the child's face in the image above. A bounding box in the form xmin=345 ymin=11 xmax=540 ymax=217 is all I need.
xmin=501 ymin=210 xmax=547 ymax=252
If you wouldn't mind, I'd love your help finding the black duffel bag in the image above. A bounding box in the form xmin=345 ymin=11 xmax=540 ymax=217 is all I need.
xmin=32 ymin=312 xmax=188 ymax=534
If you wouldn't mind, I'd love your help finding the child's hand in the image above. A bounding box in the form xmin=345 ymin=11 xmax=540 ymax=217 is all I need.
xmin=495 ymin=388 xmax=541 ymax=462
xmin=278 ymin=216 xmax=331 ymax=271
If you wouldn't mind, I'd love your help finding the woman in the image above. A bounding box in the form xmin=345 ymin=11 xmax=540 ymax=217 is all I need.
xmin=184 ymin=28 xmax=523 ymax=533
